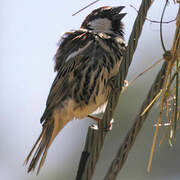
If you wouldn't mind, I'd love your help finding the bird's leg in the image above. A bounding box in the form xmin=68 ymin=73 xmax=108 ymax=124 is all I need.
xmin=87 ymin=115 xmax=113 ymax=131
xmin=87 ymin=115 xmax=101 ymax=123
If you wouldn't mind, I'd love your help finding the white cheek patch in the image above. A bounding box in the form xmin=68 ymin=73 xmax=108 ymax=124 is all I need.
xmin=88 ymin=18 xmax=112 ymax=32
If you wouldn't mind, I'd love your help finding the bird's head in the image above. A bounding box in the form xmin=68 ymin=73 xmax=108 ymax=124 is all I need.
xmin=81 ymin=6 xmax=126 ymax=37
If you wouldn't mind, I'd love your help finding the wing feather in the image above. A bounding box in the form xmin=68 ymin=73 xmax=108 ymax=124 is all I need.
xmin=40 ymin=32 xmax=94 ymax=123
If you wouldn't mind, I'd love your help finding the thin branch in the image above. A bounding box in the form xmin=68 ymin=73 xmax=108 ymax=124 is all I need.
xmin=130 ymin=4 xmax=177 ymax=24
xmin=160 ymin=0 xmax=169 ymax=52
xmin=72 ymin=0 xmax=100 ymax=16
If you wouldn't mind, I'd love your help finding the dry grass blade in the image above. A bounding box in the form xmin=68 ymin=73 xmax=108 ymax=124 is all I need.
xmin=172 ymin=44 xmax=179 ymax=140
xmin=147 ymin=114 xmax=162 ymax=173
xmin=159 ymin=124 xmax=170 ymax=147
xmin=141 ymin=90 xmax=162 ymax=116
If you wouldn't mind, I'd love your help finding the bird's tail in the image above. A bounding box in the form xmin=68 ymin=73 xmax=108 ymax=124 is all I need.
xmin=25 ymin=116 xmax=65 ymax=175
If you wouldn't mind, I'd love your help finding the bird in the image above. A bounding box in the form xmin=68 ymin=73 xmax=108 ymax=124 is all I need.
xmin=25 ymin=6 xmax=126 ymax=175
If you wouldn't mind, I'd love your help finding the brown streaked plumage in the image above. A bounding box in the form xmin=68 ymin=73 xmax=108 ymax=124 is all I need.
xmin=25 ymin=6 xmax=126 ymax=174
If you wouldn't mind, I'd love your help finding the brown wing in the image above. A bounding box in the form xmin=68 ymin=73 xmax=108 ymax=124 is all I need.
xmin=40 ymin=55 xmax=86 ymax=123
xmin=40 ymin=33 xmax=95 ymax=123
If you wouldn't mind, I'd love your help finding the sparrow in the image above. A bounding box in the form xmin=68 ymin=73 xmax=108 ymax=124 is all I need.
xmin=25 ymin=6 xmax=126 ymax=174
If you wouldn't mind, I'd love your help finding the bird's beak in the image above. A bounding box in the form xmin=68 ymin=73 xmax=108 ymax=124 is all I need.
xmin=113 ymin=13 xmax=127 ymax=20
xmin=111 ymin=6 xmax=125 ymax=14
xmin=111 ymin=6 xmax=126 ymax=20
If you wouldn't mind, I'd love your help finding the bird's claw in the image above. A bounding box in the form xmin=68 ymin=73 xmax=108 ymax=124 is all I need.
xmin=90 ymin=119 xmax=114 ymax=131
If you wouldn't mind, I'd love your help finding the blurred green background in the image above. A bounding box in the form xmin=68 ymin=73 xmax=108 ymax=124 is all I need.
xmin=0 ymin=0 xmax=179 ymax=180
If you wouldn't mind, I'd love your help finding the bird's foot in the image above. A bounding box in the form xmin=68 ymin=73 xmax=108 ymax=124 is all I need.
xmin=88 ymin=115 xmax=114 ymax=131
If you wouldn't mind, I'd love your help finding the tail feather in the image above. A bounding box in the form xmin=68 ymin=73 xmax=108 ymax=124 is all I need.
xmin=25 ymin=104 xmax=72 ymax=175
xmin=37 ymin=124 xmax=54 ymax=174
xmin=25 ymin=127 xmax=45 ymax=166
xmin=25 ymin=118 xmax=61 ymax=175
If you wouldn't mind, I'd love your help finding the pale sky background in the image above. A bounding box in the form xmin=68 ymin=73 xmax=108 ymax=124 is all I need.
xmin=0 ymin=0 xmax=179 ymax=180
